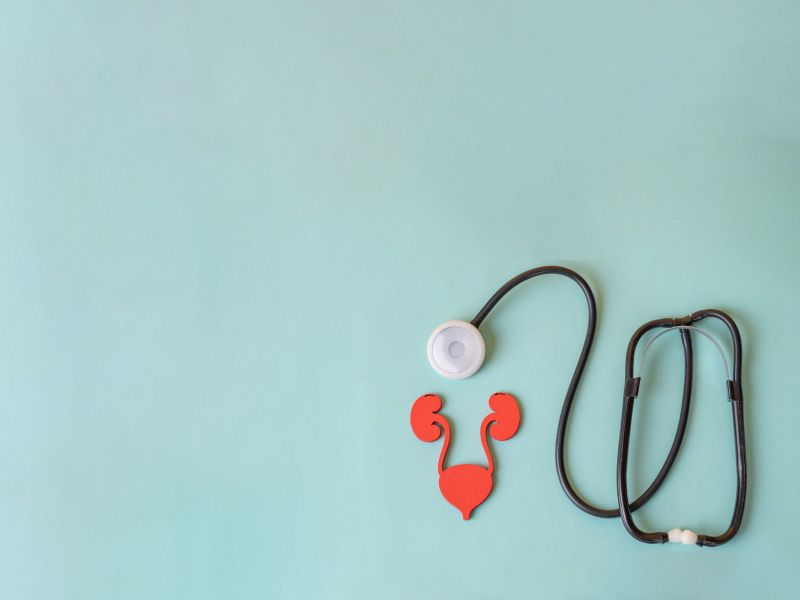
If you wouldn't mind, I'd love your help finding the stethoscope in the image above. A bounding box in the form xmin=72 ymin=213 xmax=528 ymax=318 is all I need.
xmin=417 ymin=265 xmax=746 ymax=546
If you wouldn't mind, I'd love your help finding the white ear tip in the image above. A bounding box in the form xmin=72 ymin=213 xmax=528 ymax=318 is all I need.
xmin=680 ymin=529 xmax=698 ymax=545
xmin=667 ymin=528 xmax=683 ymax=543
xmin=427 ymin=320 xmax=485 ymax=379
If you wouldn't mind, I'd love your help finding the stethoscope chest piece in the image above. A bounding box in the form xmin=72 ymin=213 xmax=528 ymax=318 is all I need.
xmin=427 ymin=320 xmax=485 ymax=379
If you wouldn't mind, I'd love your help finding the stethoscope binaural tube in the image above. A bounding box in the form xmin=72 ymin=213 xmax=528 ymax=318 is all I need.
xmin=470 ymin=266 xmax=695 ymax=518
xmin=616 ymin=309 xmax=746 ymax=546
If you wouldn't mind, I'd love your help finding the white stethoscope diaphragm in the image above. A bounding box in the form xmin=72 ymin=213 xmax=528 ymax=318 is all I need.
xmin=427 ymin=320 xmax=485 ymax=379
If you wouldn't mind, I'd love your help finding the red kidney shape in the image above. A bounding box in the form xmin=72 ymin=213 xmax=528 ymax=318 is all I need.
xmin=410 ymin=394 xmax=446 ymax=442
xmin=486 ymin=392 xmax=520 ymax=441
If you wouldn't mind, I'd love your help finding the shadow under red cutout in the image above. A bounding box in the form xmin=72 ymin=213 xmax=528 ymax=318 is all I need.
xmin=410 ymin=392 xmax=520 ymax=519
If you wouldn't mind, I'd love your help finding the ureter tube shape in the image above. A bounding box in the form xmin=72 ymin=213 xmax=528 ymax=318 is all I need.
xmin=471 ymin=266 xmax=694 ymax=518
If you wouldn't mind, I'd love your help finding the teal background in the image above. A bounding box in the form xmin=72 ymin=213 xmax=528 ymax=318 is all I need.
xmin=1 ymin=2 xmax=799 ymax=598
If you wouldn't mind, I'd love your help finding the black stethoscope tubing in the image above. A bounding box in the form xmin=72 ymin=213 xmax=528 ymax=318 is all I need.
xmin=471 ymin=265 xmax=696 ymax=519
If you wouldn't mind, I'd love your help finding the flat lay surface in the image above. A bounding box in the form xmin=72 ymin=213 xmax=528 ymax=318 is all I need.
xmin=1 ymin=2 xmax=799 ymax=598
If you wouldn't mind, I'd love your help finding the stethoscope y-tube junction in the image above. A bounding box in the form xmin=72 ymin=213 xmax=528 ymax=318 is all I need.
xmin=616 ymin=309 xmax=746 ymax=547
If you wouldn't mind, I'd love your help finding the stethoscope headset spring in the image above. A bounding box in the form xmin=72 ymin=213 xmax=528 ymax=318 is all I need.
xmin=425 ymin=265 xmax=746 ymax=546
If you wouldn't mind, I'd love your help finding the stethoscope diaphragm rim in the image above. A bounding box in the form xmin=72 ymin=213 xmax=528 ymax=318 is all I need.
xmin=427 ymin=320 xmax=485 ymax=379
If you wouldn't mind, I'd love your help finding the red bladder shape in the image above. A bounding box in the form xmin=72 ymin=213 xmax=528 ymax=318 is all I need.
xmin=410 ymin=392 xmax=520 ymax=520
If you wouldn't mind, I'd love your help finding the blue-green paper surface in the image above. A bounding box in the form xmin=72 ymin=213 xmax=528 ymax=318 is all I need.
xmin=2 ymin=2 xmax=799 ymax=598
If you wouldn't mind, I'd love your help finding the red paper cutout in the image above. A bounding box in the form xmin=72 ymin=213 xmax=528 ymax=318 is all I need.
xmin=410 ymin=392 xmax=520 ymax=519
